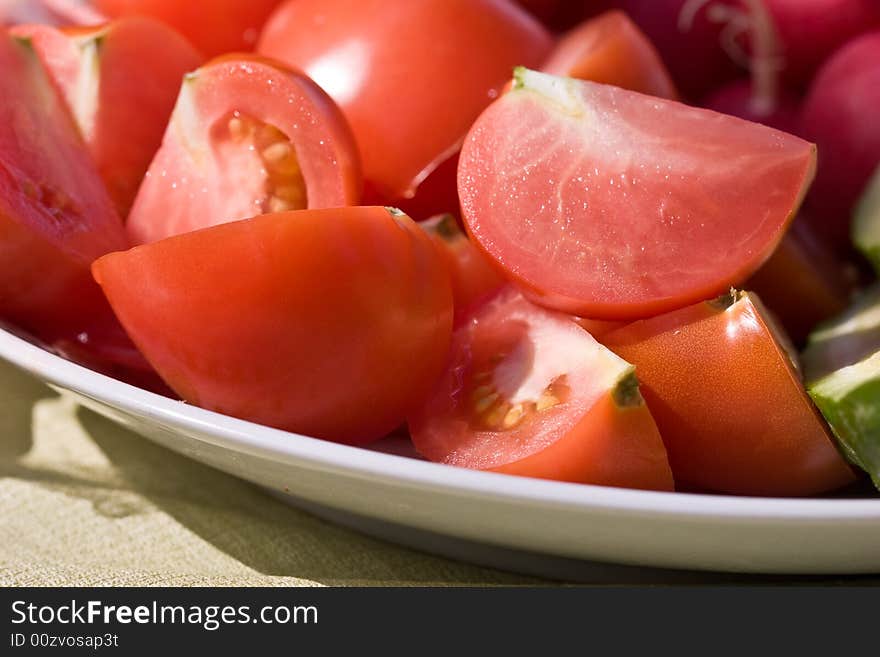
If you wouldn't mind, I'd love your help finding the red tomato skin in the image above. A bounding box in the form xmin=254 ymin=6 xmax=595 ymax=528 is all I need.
xmin=258 ymin=0 xmax=553 ymax=201
xmin=13 ymin=18 xmax=204 ymax=218
xmin=746 ymin=220 xmax=854 ymax=345
xmin=494 ymin=391 xmax=673 ymax=491
xmin=0 ymin=34 xmax=127 ymax=340
xmin=459 ymin=72 xmax=817 ymax=320
xmin=127 ymin=54 xmax=362 ymax=245
xmin=94 ymin=0 xmax=283 ymax=57
xmin=601 ymin=293 xmax=856 ymax=496
xmin=409 ymin=289 xmax=674 ymax=492
xmin=543 ymin=10 xmax=678 ymax=100
xmin=422 ymin=215 xmax=506 ymax=319
xmin=94 ymin=207 xmax=453 ymax=445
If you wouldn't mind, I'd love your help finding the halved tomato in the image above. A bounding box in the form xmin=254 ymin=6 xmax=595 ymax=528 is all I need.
xmin=258 ymin=0 xmax=552 ymax=203
xmin=0 ymin=0 xmax=104 ymax=26
xmin=601 ymin=290 xmax=856 ymax=496
xmin=94 ymin=0 xmax=283 ymax=57
xmin=94 ymin=207 xmax=453 ymax=445
xmin=12 ymin=18 xmax=203 ymax=217
xmin=408 ymin=288 xmax=674 ymax=491
xmin=459 ymin=68 xmax=817 ymax=320
xmin=543 ymin=10 xmax=678 ymax=99
xmin=421 ymin=214 xmax=506 ymax=318
xmin=127 ymin=54 xmax=361 ymax=245
xmin=0 ymin=33 xmax=127 ymax=340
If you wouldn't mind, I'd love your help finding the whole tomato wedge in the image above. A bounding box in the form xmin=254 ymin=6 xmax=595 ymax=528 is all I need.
xmin=421 ymin=214 xmax=506 ymax=319
xmin=601 ymin=290 xmax=856 ymax=496
xmin=409 ymin=288 xmax=674 ymax=492
xmin=12 ymin=18 xmax=203 ymax=217
xmin=94 ymin=0 xmax=282 ymax=57
xmin=93 ymin=207 xmax=453 ymax=445
xmin=459 ymin=68 xmax=816 ymax=320
xmin=127 ymin=55 xmax=361 ymax=245
xmin=258 ymin=0 xmax=552 ymax=203
xmin=0 ymin=33 xmax=127 ymax=340
xmin=543 ymin=10 xmax=678 ymax=99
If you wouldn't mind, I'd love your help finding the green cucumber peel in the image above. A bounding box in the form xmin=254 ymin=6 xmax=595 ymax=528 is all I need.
xmin=853 ymin=164 xmax=880 ymax=274
xmin=809 ymin=350 xmax=880 ymax=488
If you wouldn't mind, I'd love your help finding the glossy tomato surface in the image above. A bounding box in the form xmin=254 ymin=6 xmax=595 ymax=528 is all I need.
xmin=0 ymin=33 xmax=127 ymax=340
xmin=459 ymin=68 xmax=816 ymax=320
xmin=13 ymin=18 xmax=203 ymax=217
xmin=127 ymin=55 xmax=361 ymax=245
xmin=258 ymin=0 xmax=553 ymax=202
xmin=543 ymin=10 xmax=677 ymax=99
xmin=422 ymin=214 xmax=506 ymax=319
xmin=94 ymin=207 xmax=453 ymax=445
xmin=601 ymin=291 xmax=856 ymax=496
xmin=409 ymin=288 xmax=674 ymax=491
xmin=94 ymin=0 xmax=282 ymax=56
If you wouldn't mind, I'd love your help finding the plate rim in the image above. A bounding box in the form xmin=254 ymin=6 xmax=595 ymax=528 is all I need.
xmin=3 ymin=325 xmax=879 ymax=523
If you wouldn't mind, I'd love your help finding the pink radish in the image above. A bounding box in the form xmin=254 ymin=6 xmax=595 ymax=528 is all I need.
xmin=800 ymin=30 xmax=880 ymax=253
xmin=764 ymin=0 xmax=880 ymax=88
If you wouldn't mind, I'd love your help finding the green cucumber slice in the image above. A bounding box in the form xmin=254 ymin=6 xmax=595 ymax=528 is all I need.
xmin=853 ymin=164 xmax=880 ymax=273
xmin=802 ymin=284 xmax=880 ymax=383
xmin=809 ymin=350 xmax=880 ymax=488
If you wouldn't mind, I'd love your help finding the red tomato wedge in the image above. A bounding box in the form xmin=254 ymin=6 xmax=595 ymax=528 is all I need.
xmin=0 ymin=33 xmax=127 ymax=340
xmin=422 ymin=214 xmax=506 ymax=319
xmin=601 ymin=291 xmax=855 ymax=496
xmin=94 ymin=207 xmax=453 ymax=445
xmin=258 ymin=0 xmax=552 ymax=202
xmin=1 ymin=0 xmax=104 ymax=26
xmin=94 ymin=0 xmax=283 ymax=57
xmin=543 ymin=10 xmax=678 ymax=100
xmin=12 ymin=18 xmax=203 ymax=217
xmin=408 ymin=288 xmax=674 ymax=492
xmin=459 ymin=68 xmax=817 ymax=320
xmin=127 ymin=55 xmax=361 ymax=245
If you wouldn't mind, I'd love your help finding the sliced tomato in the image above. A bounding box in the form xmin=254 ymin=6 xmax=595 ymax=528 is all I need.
xmin=408 ymin=288 xmax=674 ymax=491
xmin=94 ymin=0 xmax=282 ymax=57
xmin=127 ymin=54 xmax=361 ymax=245
xmin=601 ymin=290 xmax=856 ymax=496
xmin=12 ymin=18 xmax=203 ymax=218
xmin=421 ymin=214 xmax=506 ymax=318
xmin=573 ymin=317 xmax=628 ymax=338
xmin=0 ymin=33 xmax=127 ymax=340
xmin=94 ymin=207 xmax=453 ymax=445
xmin=0 ymin=0 xmax=104 ymax=26
xmin=459 ymin=68 xmax=817 ymax=320
xmin=746 ymin=220 xmax=855 ymax=345
xmin=258 ymin=0 xmax=552 ymax=203
xmin=543 ymin=10 xmax=678 ymax=99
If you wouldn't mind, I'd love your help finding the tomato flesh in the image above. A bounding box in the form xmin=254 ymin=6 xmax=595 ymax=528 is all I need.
xmin=127 ymin=55 xmax=361 ymax=245
xmin=258 ymin=0 xmax=552 ymax=202
xmin=0 ymin=33 xmax=127 ymax=340
xmin=409 ymin=289 xmax=674 ymax=491
xmin=543 ymin=10 xmax=678 ymax=100
xmin=94 ymin=0 xmax=283 ymax=57
xmin=459 ymin=68 xmax=817 ymax=320
xmin=13 ymin=18 xmax=203 ymax=217
xmin=601 ymin=291 xmax=856 ymax=496
xmin=94 ymin=207 xmax=453 ymax=445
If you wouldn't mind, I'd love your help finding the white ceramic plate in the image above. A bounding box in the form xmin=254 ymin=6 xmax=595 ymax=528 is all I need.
xmin=3 ymin=324 xmax=880 ymax=576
